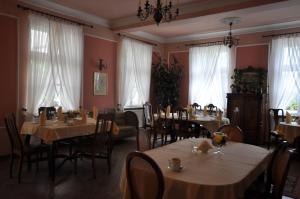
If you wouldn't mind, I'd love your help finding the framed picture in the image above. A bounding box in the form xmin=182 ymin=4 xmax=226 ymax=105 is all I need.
xmin=94 ymin=72 xmax=107 ymax=95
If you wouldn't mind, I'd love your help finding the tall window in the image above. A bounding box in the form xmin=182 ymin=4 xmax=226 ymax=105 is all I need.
xmin=117 ymin=38 xmax=153 ymax=108
xmin=268 ymin=36 xmax=300 ymax=114
xmin=26 ymin=14 xmax=83 ymax=114
xmin=189 ymin=45 xmax=234 ymax=110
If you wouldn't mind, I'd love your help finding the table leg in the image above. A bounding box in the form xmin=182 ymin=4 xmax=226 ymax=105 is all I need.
xmin=50 ymin=143 xmax=56 ymax=181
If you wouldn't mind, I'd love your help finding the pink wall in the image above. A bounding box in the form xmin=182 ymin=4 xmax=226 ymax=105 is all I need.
xmin=0 ymin=14 xmax=18 ymax=155
xmin=83 ymin=35 xmax=117 ymax=110
xmin=236 ymin=44 xmax=269 ymax=69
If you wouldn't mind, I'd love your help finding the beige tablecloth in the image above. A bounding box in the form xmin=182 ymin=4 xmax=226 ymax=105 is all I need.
xmin=120 ymin=138 xmax=270 ymax=199
xmin=278 ymin=122 xmax=300 ymax=143
xmin=154 ymin=113 xmax=230 ymax=132
xmin=21 ymin=118 xmax=119 ymax=144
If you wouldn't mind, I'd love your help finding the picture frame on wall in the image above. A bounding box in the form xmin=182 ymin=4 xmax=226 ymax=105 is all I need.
xmin=94 ymin=72 xmax=107 ymax=95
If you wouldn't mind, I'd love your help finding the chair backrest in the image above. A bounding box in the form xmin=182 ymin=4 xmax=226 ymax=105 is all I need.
xmin=176 ymin=107 xmax=188 ymax=120
xmin=126 ymin=151 xmax=164 ymax=199
xmin=191 ymin=103 xmax=201 ymax=111
xmin=206 ymin=104 xmax=218 ymax=115
xmin=38 ymin=106 xmax=56 ymax=120
xmin=4 ymin=113 xmax=23 ymax=153
xmin=217 ymin=124 xmax=244 ymax=143
xmin=143 ymin=102 xmax=153 ymax=128
xmin=94 ymin=113 xmax=115 ymax=153
xmin=268 ymin=108 xmax=284 ymax=132
xmin=124 ymin=111 xmax=140 ymax=150
xmin=267 ymin=141 xmax=291 ymax=199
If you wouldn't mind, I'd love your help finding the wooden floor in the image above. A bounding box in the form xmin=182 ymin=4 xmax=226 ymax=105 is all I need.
xmin=0 ymin=131 xmax=299 ymax=199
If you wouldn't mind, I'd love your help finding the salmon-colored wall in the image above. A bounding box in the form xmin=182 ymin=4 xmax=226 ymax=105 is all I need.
xmin=0 ymin=14 xmax=18 ymax=155
xmin=236 ymin=44 xmax=269 ymax=69
xmin=83 ymin=35 xmax=117 ymax=110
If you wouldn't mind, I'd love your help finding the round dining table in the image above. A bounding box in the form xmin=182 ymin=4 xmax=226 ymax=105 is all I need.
xmin=120 ymin=138 xmax=271 ymax=199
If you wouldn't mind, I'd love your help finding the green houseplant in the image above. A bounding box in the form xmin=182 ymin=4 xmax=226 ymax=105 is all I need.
xmin=152 ymin=56 xmax=182 ymax=108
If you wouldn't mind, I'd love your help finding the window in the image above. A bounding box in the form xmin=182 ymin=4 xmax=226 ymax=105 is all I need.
xmin=268 ymin=36 xmax=300 ymax=115
xmin=117 ymin=38 xmax=153 ymax=108
xmin=189 ymin=45 xmax=233 ymax=110
xmin=26 ymin=14 xmax=83 ymax=114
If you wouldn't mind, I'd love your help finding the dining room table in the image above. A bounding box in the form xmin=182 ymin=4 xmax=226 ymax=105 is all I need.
xmin=120 ymin=138 xmax=271 ymax=199
xmin=20 ymin=117 xmax=119 ymax=180
xmin=278 ymin=121 xmax=300 ymax=153
xmin=154 ymin=113 xmax=230 ymax=133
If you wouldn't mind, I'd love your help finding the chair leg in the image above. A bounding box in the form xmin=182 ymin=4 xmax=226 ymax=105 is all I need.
xmin=74 ymin=154 xmax=78 ymax=175
xmin=92 ymin=153 xmax=96 ymax=179
xmin=107 ymin=154 xmax=111 ymax=174
xmin=36 ymin=154 xmax=39 ymax=172
xmin=152 ymin=133 xmax=157 ymax=149
xmin=9 ymin=154 xmax=14 ymax=178
xmin=27 ymin=155 xmax=31 ymax=171
xmin=18 ymin=156 xmax=24 ymax=184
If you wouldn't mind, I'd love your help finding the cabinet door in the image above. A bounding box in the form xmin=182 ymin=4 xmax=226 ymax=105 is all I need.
xmin=227 ymin=95 xmax=244 ymax=129
xmin=243 ymin=97 xmax=261 ymax=144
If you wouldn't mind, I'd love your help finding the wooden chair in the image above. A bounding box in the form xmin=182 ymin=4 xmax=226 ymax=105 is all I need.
xmin=246 ymin=141 xmax=291 ymax=199
xmin=217 ymin=124 xmax=244 ymax=143
xmin=191 ymin=103 xmax=201 ymax=114
xmin=73 ymin=112 xmax=115 ymax=178
xmin=4 ymin=113 xmax=50 ymax=183
xmin=126 ymin=151 xmax=164 ymax=199
xmin=143 ymin=102 xmax=153 ymax=130
xmin=38 ymin=106 xmax=56 ymax=120
xmin=206 ymin=104 xmax=218 ymax=115
xmin=268 ymin=108 xmax=284 ymax=149
xmin=124 ymin=111 xmax=140 ymax=150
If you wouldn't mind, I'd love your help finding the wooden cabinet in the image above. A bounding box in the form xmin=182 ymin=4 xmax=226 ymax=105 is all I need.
xmin=226 ymin=93 xmax=267 ymax=145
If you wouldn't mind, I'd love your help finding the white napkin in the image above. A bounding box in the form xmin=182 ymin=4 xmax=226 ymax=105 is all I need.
xmin=166 ymin=105 xmax=171 ymax=118
xmin=57 ymin=106 xmax=64 ymax=121
xmin=203 ymin=106 xmax=208 ymax=116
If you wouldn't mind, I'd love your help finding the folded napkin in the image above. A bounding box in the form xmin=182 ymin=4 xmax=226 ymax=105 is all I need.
xmin=203 ymin=106 xmax=208 ymax=116
xmin=166 ymin=105 xmax=171 ymax=118
xmin=57 ymin=106 xmax=64 ymax=121
xmin=92 ymin=106 xmax=98 ymax=120
xmin=82 ymin=110 xmax=87 ymax=124
xmin=39 ymin=111 xmax=46 ymax=126
xmin=286 ymin=111 xmax=292 ymax=124
xmin=198 ymin=139 xmax=213 ymax=153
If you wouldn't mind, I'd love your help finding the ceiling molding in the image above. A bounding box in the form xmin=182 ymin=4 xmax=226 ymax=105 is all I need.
xmin=111 ymin=0 xmax=286 ymax=31
xmin=131 ymin=20 xmax=300 ymax=44
xmin=129 ymin=31 xmax=166 ymax=43
xmin=20 ymin=0 xmax=110 ymax=27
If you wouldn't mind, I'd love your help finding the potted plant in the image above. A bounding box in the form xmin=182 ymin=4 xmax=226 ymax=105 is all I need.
xmin=152 ymin=56 xmax=182 ymax=108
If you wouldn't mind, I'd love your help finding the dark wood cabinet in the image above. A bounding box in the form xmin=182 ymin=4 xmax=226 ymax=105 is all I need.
xmin=226 ymin=93 xmax=267 ymax=145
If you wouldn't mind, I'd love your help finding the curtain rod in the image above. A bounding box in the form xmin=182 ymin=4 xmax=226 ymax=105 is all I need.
xmin=118 ymin=33 xmax=158 ymax=46
xmin=262 ymin=31 xmax=300 ymax=38
xmin=17 ymin=4 xmax=93 ymax=28
xmin=185 ymin=40 xmax=224 ymax=47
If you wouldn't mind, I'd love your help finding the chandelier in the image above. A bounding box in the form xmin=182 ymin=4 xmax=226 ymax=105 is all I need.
xmin=137 ymin=0 xmax=179 ymax=25
xmin=222 ymin=17 xmax=240 ymax=48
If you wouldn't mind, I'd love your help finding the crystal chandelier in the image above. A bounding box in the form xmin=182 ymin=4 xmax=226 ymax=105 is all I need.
xmin=222 ymin=17 xmax=240 ymax=48
xmin=137 ymin=0 xmax=179 ymax=25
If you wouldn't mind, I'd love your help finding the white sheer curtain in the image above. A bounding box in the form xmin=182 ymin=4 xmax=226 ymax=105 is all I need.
xmin=189 ymin=45 xmax=234 ymax=110
xmin=117 ymin=38 xmax=153 ymax=108
xmin=268 ymin=36 xmax=300 ymax=114
xmin=26 ymin=14 xmax=83 ymax=114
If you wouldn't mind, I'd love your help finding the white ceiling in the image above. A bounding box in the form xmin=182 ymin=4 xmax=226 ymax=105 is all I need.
xmin=20 ymin=0 xmax=300 ymax=43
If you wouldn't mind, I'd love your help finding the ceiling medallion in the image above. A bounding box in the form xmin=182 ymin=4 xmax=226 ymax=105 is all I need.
xmin=222 ymin=17 xmax=241 ymax=48
xmin=137 ymin=0 xmax=179 ymax=25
